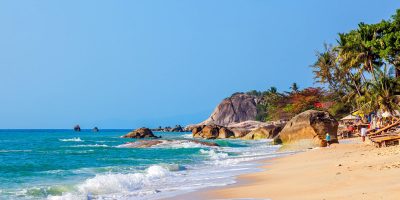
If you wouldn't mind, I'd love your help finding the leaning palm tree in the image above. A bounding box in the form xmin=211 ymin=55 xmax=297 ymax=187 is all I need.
xmin=337 ymin=24 xmax=383 ymax=83
xmin=360 ymin=66 xmax=400 ymax=114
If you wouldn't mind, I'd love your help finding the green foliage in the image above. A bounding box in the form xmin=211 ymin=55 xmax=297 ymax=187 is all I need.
xmin=252 ymin=87 xmax=335 ymax=121
xmin=311 ymin=9 xmax=400 ymax=114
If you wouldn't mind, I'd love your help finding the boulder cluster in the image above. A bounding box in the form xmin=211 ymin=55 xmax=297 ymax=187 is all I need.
xmin=192 ymin=125 xmax=235 ymax=139
xmin=152 ymin=125 xmax=186 ymax=132
xmin=121 ymin=110 xmax=339 ymax=150
xmin=121 ymin=128 xmax=160 ymax=139
xmin=190 ymin=110 xmax=339 ymax=149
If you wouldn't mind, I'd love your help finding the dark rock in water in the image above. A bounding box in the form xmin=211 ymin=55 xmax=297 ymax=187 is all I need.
xmin=121 ymin=127 xmax=160 ymax=139
xmin=151 ymin=125 xmax=187 ymax=132
xmin=276 ymin=110 xmax=338 ymax=148
xmin=74 ymin=125 xmax=81 ymax=132
xmin=192 ymin=124 xmax=234 ymax=139
xmin=92 ymin=127 xmax=99 ymax=132
xmin=171 ymin=125 xmax=184 ymax=132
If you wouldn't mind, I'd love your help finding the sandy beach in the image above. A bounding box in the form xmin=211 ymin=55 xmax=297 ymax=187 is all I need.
xmin=173 ymin=139 xmax=400 ymax=200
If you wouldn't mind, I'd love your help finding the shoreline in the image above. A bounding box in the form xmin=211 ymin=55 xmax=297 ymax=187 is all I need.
xmin=169 ymin=138 xmax=400 ymax=200
xmin=164 ymin=148 xmax=295 ymax=200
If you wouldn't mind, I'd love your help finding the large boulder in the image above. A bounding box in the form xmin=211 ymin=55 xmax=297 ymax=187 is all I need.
xmin=199 ymin=125 xmax=220 ymax=139
xmin=276 ymin=110 xmax=338 ymax=149
xmin=218 ymin=127 xmax=235 ymax=138
xmin=171 ymin=125 xmax=184 ymax=132
xmin=200 ymin=93 xmax=260 ymax=126
xmin=121 ymin=128 xmax=159 ymax=139
xmin=192 ymin=125 xmax=235 ymax=139
xmin=231 ymin=128 xmax=251 ymax=138
xmin=242 ymin=125 xmax=283 ymax=140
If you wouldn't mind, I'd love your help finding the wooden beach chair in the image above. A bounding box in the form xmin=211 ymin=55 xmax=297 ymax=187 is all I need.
xmin=369 ymin=135 xmax=400 ymax=148
xmin=368 ymin=119 xmax=400 ymax=137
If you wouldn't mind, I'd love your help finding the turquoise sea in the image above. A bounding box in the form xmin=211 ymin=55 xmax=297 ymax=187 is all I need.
xmin=0 ymin=129 xmax=288 ymax=199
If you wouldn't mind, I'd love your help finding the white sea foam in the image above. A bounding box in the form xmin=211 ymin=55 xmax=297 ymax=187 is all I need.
xmin=153 ymin=140 xmax=210 ymax=149
xmin=181 ymin=134 xmax=193 ymax=139
xmin=71 ymin=144 xmax=109 ymax=148
xmin=45 ymin=140 xmax=289 ymax=200
xmin=116 ymin=140 xmax=217 ymax=149
xmin=47 ymin=165 xmax=171 ymax=200
xmin=59 ymin=137 xmax=84 ymax=142
xmin=199 ymin=149 xmax=229 ymax=160
xmin=0 ymin=149 xmax=32 ymax=153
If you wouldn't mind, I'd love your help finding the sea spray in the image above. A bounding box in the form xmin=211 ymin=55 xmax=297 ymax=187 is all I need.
xmin=59 ymin=137 xmax=84 ymax=142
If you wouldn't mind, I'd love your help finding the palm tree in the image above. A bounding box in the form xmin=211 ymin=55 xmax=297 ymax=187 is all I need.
xmin=268 ymin=86 xmax=277 ymax=94
xmin=337 ymin=24 xmax=382 ymax=83
xmin=358 ymin=66 xmax=400 ymax=114
xmin=311 ymin=43 xmax=346 ymax=93
xmin=290 ymin=82 xmax=299 ymax=93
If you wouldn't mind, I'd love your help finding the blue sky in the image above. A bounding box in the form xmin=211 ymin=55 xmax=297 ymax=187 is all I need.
xmin=0 ymin=0 xmax=399 ymax=129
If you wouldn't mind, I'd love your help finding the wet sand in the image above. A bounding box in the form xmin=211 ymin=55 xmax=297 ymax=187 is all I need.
xmin=171 ymin=138 xmax=400 ymax=200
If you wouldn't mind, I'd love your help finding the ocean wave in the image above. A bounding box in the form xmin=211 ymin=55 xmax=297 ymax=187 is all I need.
xmin=153 ymin=140 xmax=212 ymax=149
xmin=70 ymin=144 xmax=109 ymax=148
xmin=59 ymin=137 xmax=84 ymax=142
xmin=181 ymin=134 xmax=193 ymax=139
xmin=47 ymin=165 xmax=171 ymax=200
xmin=199 ymin=149 xmax=229 ymax=160
xmin=0 ymin=149 xmax=32 ymax=153
xmin=116 ymin=140 xmax=218 ymax=149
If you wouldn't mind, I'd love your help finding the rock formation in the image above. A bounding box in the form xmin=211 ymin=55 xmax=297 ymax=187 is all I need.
xmin=242 ymin=125 xmax=283 ymax=140
xmin=73 ymin=125 xmax=81 ymax=132
xmin=200 ymin=93 xmax=260 ymax=126
xmin=192 ymin=125 xmax=235 ymax=139
xmin=276 ymin=110 xmax=338 ymax=149
xmin=121 ymin=128 xmax=160 ymax=139
xmin=152 ymin=125 xmax=187 ymax=132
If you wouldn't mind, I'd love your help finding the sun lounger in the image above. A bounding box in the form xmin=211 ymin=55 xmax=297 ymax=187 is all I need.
xmin=369 ymin=135 xmax=400 ymax=147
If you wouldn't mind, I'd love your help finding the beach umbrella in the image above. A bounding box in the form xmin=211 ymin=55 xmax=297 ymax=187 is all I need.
xmin=352 ymin=110 xmax=364 ymax=117
xmin=382 ymin=111 xmax=392 ymax=118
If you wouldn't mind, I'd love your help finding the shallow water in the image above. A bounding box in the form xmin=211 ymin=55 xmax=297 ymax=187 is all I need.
xmin=0 ymin=129 xmax=289 ymax=199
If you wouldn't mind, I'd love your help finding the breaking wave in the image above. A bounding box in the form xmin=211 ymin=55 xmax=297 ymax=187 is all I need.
xmin=59 ymin=137 xmax=84 ymax=142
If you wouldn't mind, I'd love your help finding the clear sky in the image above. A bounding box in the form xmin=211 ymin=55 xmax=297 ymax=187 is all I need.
xmin=0 ymin=0 xmax=399 ymax=129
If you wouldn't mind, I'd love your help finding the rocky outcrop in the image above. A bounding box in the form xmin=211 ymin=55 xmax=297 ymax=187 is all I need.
xmin=218 ymin=127 xmax=235 ymax=139
xmin=242 ymin=125 xmax=283 ymax=140
xmin=192 ymin=125 xmax=235 ymax=139
xmin=276 ymin=110 xmax=338 ymax=149
xmin=121 ymin=128 xmax=160 ymax=139
xmin=200 ymin=93 xmax=260 ymax=126
xmin=227 ymin=120 xmax=286 ymax=130
xmin=231 ymin=128 xmax=251 ymax=138
xmin=74 ymin=125 xmax=81 ymax=132
xmin=152 ymin=125 xmax=187 ymax=132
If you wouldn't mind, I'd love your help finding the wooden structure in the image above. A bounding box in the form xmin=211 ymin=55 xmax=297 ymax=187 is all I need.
xmin=369 ymin=135 xmax=400 ymax=147
xmin=368 ymin=119 xmax=400 ymax=147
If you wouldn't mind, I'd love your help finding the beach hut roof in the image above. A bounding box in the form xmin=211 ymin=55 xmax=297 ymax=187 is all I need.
xmin=341 ymin=115 xmax=358 ymax=120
